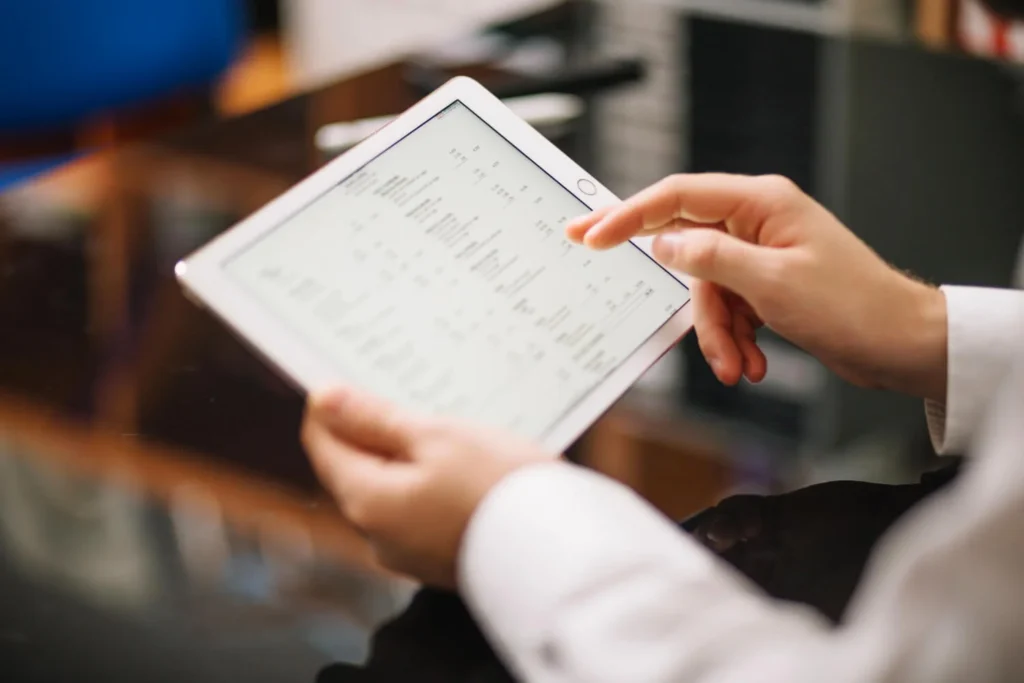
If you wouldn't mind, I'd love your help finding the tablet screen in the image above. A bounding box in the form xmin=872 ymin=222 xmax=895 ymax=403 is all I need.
xmin=225 ymin=101 xmax=690 ymax=439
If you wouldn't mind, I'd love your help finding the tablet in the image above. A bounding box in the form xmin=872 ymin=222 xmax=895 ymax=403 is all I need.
xmin=176 ymin=76 xmax=692 ymax=453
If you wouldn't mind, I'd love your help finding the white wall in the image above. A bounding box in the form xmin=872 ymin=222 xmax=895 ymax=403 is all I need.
xmin=592 ymin=0 xmax=685 ymax=195
xmin=280 ymin=0 xmax=559 ymax=87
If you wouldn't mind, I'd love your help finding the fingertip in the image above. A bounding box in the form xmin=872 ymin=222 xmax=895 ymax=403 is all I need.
xmin=566 ymin=206 xmax=614 ymax=242
xmin=738 ymin=340 xmax=768 ymax=383
xmin=310 ymin=388 xmax=341 ymax=414
xmin=312 ymin=384 xmax=353 ymax=408
xmin=715 ymin=359 xmax=744 ymax=386
xmin=310 ymin=386 xmax=375 ymax=426
xmin=747 ymin=357 xmax=768 ymax=383
xmin=564 ymin=219 xmax=591 ymax=243
xmin=706 ymin=348 xmax=744 ymax=386
xmin=582 ymin=223 xmax=614 ymax=250
xmin=744 ymin=364 xmax=767 ymax=384
xmin=696 ymin=321 xmax=744 ymax=387
xmin=566 ymin=231 xmax=587 ymax=246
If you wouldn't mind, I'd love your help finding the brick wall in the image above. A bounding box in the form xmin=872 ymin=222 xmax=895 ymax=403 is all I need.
xmin=592 ymin=0 xmax=686 ymax=196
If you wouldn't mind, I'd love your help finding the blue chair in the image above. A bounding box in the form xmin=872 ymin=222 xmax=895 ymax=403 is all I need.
xmin=0 ymin=0 xmax=245 ymax=190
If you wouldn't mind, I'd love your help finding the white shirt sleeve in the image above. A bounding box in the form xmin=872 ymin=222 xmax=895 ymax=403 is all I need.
xmin=459 ymin=462 xmax=830 ymax=682
xmin=926 ymin=286 xmax=1024 ymax=455
xmin=459 ymin=352 xmax=1024 ymax=682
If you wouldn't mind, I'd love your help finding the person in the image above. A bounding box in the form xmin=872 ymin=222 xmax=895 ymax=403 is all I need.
xmin=303 ymin=172 xmax=1024 ymax=680
xmin=300 ymin=9 xmax=1024 ymax=682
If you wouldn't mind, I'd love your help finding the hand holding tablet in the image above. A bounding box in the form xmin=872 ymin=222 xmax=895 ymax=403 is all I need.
xmin=177 ymin=77 xmax=692 ymax=453
xmin=177 ymin=76 xmax=951 ymax=590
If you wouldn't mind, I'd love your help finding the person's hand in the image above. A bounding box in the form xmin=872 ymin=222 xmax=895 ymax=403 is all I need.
xmin=566 ymin=174 xmax=947 ymax=402
xmin=301 ymin=387 xmax=552 ymax=588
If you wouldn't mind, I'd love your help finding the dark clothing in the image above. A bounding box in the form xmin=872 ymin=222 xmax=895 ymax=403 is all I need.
xmin=317 ymin=462 xmax=963 ymax=681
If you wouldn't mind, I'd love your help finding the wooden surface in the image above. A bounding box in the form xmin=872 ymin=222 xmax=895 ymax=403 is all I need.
xmin=581 ymin=400 xmax=735 ymax=521
xmin=916 ymin=0 xmax=957 ymax=48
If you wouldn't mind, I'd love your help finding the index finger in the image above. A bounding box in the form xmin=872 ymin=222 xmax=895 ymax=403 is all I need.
xmin=580 ymin=173 xmax=770 ymax=250
xmin=565 ymin=204 xmax=616 ymax=243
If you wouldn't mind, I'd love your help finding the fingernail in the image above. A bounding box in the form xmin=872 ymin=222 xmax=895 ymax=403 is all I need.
xmin=652 ymin=235 xmax=677 ymax=262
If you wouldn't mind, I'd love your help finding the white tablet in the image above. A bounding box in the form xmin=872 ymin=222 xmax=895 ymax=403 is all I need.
xmin=176 ymin=76 xmax=692 ymax=453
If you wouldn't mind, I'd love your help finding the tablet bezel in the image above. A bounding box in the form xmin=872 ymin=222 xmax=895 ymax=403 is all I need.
xmin=176 ymin=76 xmax=693 ymax=454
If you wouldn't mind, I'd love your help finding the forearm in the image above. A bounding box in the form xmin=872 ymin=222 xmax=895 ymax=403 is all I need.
xmin=846 ymin=279 xmax=1024 ymax=453
xmin=830 ymin=270 xmax=948 ymax=403
xmin=458 ymin=462 xmax=830 ymax=682
xmin=459 ymin=442 xmax=1024 ymax=682
xmin=866 ymin=277 xmax=948 ymax=403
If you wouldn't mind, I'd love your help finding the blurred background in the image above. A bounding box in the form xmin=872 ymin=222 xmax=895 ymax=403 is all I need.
xmin=1 ymin=0 xmax=1023 ymax=680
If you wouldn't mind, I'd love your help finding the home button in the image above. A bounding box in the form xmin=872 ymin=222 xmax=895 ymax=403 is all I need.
xmin=577 ymin=178 xmax=597 ymax=195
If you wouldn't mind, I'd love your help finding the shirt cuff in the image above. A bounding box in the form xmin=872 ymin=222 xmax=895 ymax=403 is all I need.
xmin=927 ymin=285 xmax=1024 ymax=455
xmin=924 ymin=399 xmax=949 ymax=453
xmin=457 ymin=461 xmax=721 ymax=679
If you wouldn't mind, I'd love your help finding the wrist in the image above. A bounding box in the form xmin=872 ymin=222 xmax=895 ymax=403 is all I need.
xmin=874 ymin=279 xmax=948 ymax=402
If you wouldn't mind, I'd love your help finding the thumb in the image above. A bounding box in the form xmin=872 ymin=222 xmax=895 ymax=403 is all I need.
xmin=311 ymin=387 xmax=416 ymax=454
xmin=652 ymin=229 xmax=770 ymax=295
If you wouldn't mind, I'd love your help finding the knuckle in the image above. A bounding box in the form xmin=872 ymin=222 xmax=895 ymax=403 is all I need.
xmin=687 ymin=235 xmax=720 ymax=271
xmin=666 ymin=173 xmax=687 ymax=190
xmin=755 ymin=175 xmax=807 ymax=215
xmin=757 ymin=174 xmax=799 ymax=198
